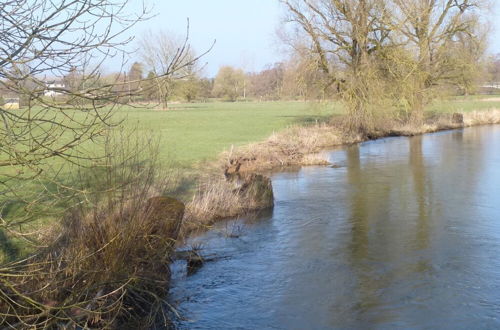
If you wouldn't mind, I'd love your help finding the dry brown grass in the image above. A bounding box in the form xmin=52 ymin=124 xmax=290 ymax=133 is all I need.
xmin=215 ymin=109 xmax=500 ymax=176
xmin=182 ymin=173 xmax=273 ymax=236
xmin=217 ymin=123 xmax=356 ymax=173
xmin=480 ymin=98 xmax=500 ymax=102
xmin=184 ymin=176 xmax=243 ymax=228
xmin=0 ymin=191 xmax=184 ymax=329
xmin=463 ymin=109 xmax=500 ymax=125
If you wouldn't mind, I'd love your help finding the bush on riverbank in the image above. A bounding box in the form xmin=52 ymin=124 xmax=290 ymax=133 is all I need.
xmin=0 ymin=135 xmax=185 ymax=328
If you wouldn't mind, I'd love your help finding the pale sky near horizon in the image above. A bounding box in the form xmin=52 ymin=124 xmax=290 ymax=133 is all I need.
xmin=120 ymin=0 xmax=500 ymax=77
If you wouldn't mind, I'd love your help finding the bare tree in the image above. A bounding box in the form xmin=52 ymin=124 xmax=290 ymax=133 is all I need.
xmin=446 ymin=15 xmax=488 ymax=96
xmin=486 ymin=54 xmax=500 ymax=87
xmin=213 ymin=66 xmax=246 ymax=101
xmin=0 ymin=0 xmax=149 ymax=166
xmin=248 ymin=63 xmax=285 ymax=101
xmin=391 ymin=0 xmax=486 ymax=121
xmin=139 ymin=22 xmax=213 ymax=109
xmin=0 ymin=1 xmax=159 ymax=240
xmin=126 ymin=61 xmax=144 ymax=101
xmin=281 ymin=50 xmax=339 ymax=101
xmin=280 ymin=0 xmax=391 ymax=132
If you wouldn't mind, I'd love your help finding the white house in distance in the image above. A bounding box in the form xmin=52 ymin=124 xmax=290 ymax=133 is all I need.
xmin=482 ymin=82 xmax=500 ymax=89
xmin=44 ymin=81 xmax=66 ymax=97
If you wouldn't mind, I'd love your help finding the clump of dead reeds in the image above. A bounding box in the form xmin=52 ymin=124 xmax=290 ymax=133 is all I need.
xmin=183 ymin=173 xmax=274 ymax=235
xmin=217 ymin=123 xmax=348 ymax=174
xmin=463 ymin=109 xmax=500 ymax=126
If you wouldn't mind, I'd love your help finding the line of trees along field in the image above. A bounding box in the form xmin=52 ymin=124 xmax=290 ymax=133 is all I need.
xmin=109 ymin=46 xmax=497 ymax=106
xmin=98 ymin=0 xmax=494 ymax=133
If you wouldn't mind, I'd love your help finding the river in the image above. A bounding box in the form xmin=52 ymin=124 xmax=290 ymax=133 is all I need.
xmin=168 ymin=125 xmax=500 ymax=329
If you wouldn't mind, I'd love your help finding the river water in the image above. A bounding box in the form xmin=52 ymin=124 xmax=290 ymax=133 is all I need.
xmin=169 ymin=125 xmax=500 ymax=329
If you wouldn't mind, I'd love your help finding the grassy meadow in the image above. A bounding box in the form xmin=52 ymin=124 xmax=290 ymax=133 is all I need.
xmin=4 ymin=97 xmax=499 ymax=173
xmin=428 ymin=95 xmax=500 ymax=113
xmin=116 ymin=101 xmax=341 ymax=167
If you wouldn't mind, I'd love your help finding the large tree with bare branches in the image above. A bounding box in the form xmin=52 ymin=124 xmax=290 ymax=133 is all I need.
xmin=391 ymin=0 xmax=486 ymax=121
xmin=0 ymin=1 xmax=211 ymax=232
xmin=0 ymin=0 xmax=148 ymax=165
xmin=139 ymin=23 xmax=213 ymax=109
xmin=280 ymin=0 xmax=488 ymax=128
xmin=280 ymin=0 xmax=392 ymax=132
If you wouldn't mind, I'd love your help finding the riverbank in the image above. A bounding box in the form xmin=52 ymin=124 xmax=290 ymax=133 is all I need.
xmin=182 ymin=109 xmax=500 ymax=235
xmin=2 ymin=103 xmax=500 ymax=327
xmin=169 ymin=124 xmax=500 ymax=329
xmin=218 ymin=109 xmax=500 ymax=173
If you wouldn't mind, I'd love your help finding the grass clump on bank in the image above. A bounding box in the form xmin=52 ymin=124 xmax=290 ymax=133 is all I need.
xmin=183 ymin=173 xmax=274 ymax=236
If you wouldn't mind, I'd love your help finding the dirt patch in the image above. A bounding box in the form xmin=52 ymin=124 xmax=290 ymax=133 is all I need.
xmin=480 ymin=98 xmax=500 ymax=102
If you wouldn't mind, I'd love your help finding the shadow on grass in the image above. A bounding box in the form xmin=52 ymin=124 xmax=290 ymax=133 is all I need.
xmin=166 ymin=175 xmax=198 ymax=201
xmin=169 ymin=105 xmax=207 ymax=110
xmin=281 ymin=113 xmax=342 ymax=126
xmin=0 ymin=229 xmax=20 ymax=262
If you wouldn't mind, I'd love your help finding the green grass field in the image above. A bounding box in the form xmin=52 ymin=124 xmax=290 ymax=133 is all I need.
xmin=428 ymin=95 xmax=500 ymax=113
xmin=116 ymin=101 xmax=342 ymax=167
xmin=4 ymin=97 xmax=499 ymax=172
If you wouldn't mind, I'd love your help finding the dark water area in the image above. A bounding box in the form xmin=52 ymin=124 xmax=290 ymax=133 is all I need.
xmin=169 ymin=125 xmax=500 ymax=329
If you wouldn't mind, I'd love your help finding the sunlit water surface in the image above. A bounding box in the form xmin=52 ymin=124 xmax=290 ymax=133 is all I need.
xmin=168 ymin=126 xmax=500 ymax=329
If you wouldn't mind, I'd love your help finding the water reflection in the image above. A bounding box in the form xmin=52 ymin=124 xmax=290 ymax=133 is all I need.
xmin=170 ymin=126 xmax=500 ymax=329
xmin=345 ymin=144 xmax=388 ymax=325
xmin=410 ymin=136 xmax=429 ymax=250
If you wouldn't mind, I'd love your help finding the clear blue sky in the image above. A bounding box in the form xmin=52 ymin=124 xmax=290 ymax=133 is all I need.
xmin=120 ymin=0 xmax=500 ymax=77
xmin=127 ymin=0 xmax=283 ymax=77
xmin=490 ymin=1 xmax=500 ymax=55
